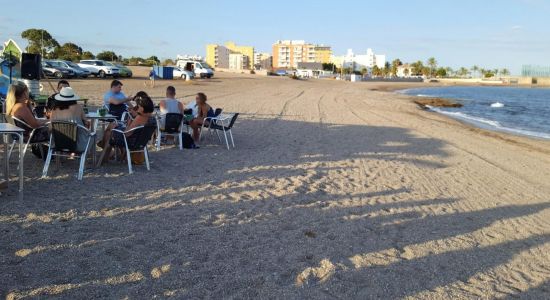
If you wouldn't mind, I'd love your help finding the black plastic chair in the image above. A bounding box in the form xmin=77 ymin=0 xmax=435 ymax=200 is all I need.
xmin=206 ymin=113 xmax=239 ymax=150
xmin=111 ymin=123 xmax=157 ymax=174
xmin=42 ymin=121 xmax=95 ymax=180
xmin=198 ymin=107 xmax=223 ymax=140
xmin=156 ymin=113 xmax=184 ymax=150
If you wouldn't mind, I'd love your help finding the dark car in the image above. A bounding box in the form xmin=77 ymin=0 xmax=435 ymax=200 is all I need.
xmin=41 ymin=61 xmax=76 ymax=79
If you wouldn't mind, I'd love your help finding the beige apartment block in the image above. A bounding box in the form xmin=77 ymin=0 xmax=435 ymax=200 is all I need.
xmin=272 ymin=40 xmax=331 ymax=69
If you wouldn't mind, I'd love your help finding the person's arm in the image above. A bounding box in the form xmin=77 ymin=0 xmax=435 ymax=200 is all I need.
xmin=17 ymin=105 xmax=46 ymax=128
xmin=159 ymin=100 xmax=166 ymax=111
xmin=109 ymin=96 xmax=128 ymax=105
xmin=178 ymin=101 xmax=184 ymax=114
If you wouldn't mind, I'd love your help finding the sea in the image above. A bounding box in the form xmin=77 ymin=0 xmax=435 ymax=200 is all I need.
xmin=399 ymin=86 xmax=550 ymax=140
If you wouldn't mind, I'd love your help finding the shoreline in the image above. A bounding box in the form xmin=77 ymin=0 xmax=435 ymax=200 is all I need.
xmin=389 ymin=85 xmax=550 ymax=143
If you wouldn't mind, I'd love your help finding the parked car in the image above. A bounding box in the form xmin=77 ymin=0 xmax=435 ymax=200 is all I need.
xmin=171 ymin=66 xmax=194 ymax=80
xmin=46 ymin=60 xmax=91 ymax=78
xmin=41 ymin=61 xmax=76 ymax=79
xmin=104 ymin=61 xmax=132 ymax=77
xmin=78 ymin=60 xmax=119 ymax=78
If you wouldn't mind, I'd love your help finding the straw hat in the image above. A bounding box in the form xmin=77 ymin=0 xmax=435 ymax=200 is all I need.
xmin=54 ymin=87 xmax=80 ymax=101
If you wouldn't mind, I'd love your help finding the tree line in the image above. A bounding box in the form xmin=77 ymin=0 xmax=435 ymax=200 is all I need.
xmin=19 ymin=28 xmax=168 ymax=66
xmin=323 ymin=57 xmax=510 ymax=78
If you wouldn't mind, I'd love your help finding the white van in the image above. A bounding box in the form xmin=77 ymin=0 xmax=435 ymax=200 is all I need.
xmin=175 ymin=56 xmax=214 ymax=79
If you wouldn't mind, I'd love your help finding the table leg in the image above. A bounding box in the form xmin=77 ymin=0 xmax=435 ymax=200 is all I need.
xmin=18 ymin=133 xmax=23 ymax=194
xmin=2 ymin=135 xmax=8 ymax=189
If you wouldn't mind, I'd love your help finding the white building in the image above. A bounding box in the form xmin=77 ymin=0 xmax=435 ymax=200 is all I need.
xmin=229 ymin=53 xmax=249 ymax=70
xmin=331 ymin=48 xmax=386 ymax=72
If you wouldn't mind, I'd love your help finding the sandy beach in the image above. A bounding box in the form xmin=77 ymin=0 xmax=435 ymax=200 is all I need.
xmin=1 ymin=72 xmax=550 ymax=299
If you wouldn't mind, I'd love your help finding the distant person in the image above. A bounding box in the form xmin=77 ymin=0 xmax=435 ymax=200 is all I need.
xmin=189 ymin=92 xmax=215 ymax=142
xmin=146 ymin=68 xmax=156 ymax=88
xmin=159 ymin=86 xmax=184 ymax=130
xmin=103 ymin=79 xmax=133 ymax=120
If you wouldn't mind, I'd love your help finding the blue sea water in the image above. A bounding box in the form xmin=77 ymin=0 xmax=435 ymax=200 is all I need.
xmin=399 ymin=86 xmax=550 ymax=139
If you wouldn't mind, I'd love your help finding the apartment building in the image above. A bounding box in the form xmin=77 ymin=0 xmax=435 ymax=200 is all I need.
xmin=229 ymin=53 xmax=249 ymax=70
xmin=314 ymin=46 xmax=332 ymax=64
xmin=272 ymin=40 xmax=332 ymax=69
xmin=331 ymin=48 xmax=386 ymax=72
xmin=206 ymin=41 xmax=254 ymax=70
xmin=254 ymin=52 xmax=272 ymax=70
xmin=206 ymin=44 xmax=230 ymax=69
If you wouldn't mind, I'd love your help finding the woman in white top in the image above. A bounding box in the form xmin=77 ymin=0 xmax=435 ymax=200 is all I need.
xmin=159 ymin=85 xmax=184 ymax=129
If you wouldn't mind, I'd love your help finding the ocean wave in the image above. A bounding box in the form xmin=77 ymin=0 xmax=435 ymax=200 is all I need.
xmin=427 ymin=106 xmax=550 ymax=139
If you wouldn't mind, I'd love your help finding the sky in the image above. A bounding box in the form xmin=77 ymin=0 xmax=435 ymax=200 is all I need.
xmin=1 ymin=0 xmax=549 ymax=75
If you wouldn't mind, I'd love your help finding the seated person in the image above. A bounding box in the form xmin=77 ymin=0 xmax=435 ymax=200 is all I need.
xmin=159 ymin=85 xmax=184 ymax=130
xmin=189 ymin=92 xmax=215 ymax=142
xmin=103 ymin=79 xmax=133 ymax=120
xmin=5 ymin=81 xmax=49 ymax=143
xmin=97 ymin=93 xmax=155 ymax=166
xmin=46 ymin=80 xmax=70 ymax=117
xmin=50 ymin=87 xmax=91 ymax=153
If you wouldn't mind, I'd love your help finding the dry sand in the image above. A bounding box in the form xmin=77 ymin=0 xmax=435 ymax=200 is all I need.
xmin=1 ymin=72 xmax=550 ymax=299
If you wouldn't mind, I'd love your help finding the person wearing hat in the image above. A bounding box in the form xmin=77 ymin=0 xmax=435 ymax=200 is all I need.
xmin=50 ymin=86 xmax=91 ymax=152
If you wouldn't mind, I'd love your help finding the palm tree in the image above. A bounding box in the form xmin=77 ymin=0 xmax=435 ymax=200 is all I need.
xmin=426 ymin=57 xmax=437 ymax=77
xmin=471 ymin=65 xmax=479 ymax=78
xmin=500 ymin=68 xmax=510 ymax=76
xmin=458 ymin=67 xmax=469 ymax=78
xmin=445 ymin=67 xmax=453 ymax=78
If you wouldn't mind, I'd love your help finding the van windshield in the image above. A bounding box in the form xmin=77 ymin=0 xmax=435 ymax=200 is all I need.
xmin=198 ymin=62 xmax=212 ymax=69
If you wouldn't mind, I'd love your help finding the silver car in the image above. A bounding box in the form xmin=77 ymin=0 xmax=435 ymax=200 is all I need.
xmin=48 ymin=60 xmax=91 ymax=78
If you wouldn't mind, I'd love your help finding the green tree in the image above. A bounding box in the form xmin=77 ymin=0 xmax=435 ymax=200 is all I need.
xmin=322 ymin=63 xmax=336 ymax=71
xmin=96 ymin=51 xmax=118 ymax=61
xmin=411 ymin=60 xmax=424 ymax=76
xmin=422 ymin=66 xmax=431 ymax=77
xmin=147 ymin=56 xmax=160 ymax=64
xmin=360 ymin=67 xmax=368 ymax=76
xmin=21 ymin=28 xmax=59 ymax=58
xmin=436 ymin=67 xmax=447 ymax=77
xmin=391 ymin=59 xmax=402 ymax=77
xmin=53 ymin=42 xmax=83 ymax=61
xmin=81 ymin=51 xmax=95 ymax=60
xmin=500 ymin=68 xmax=510 ymax=76
xmin=471 ymin=65 xmax=479 ymax=78
xmin=445 ymin=67 xmax=453 ymax=77
xmin=426 ymin=57 xmax=437 ymax=77
xmin=163 ymin=58 xmax=175 ymax=66
xmin=372 ymin=65 xmax=381 ymax=77
xmin=458 ymin=67 xmax=469 ymax=78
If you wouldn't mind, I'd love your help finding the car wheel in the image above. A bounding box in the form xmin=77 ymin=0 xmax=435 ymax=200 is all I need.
xmin=181 ymin=74 xmax=186 ymax=80
xmin=207 ymin=75 xmax=212 ymax=79
xmin=98 ymin=70 xmax=106 ymax=78
xmin=81 ymin=75 xmax=88 ymax=79
xmin=55 ymin=72 xmax=63 ymax=79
